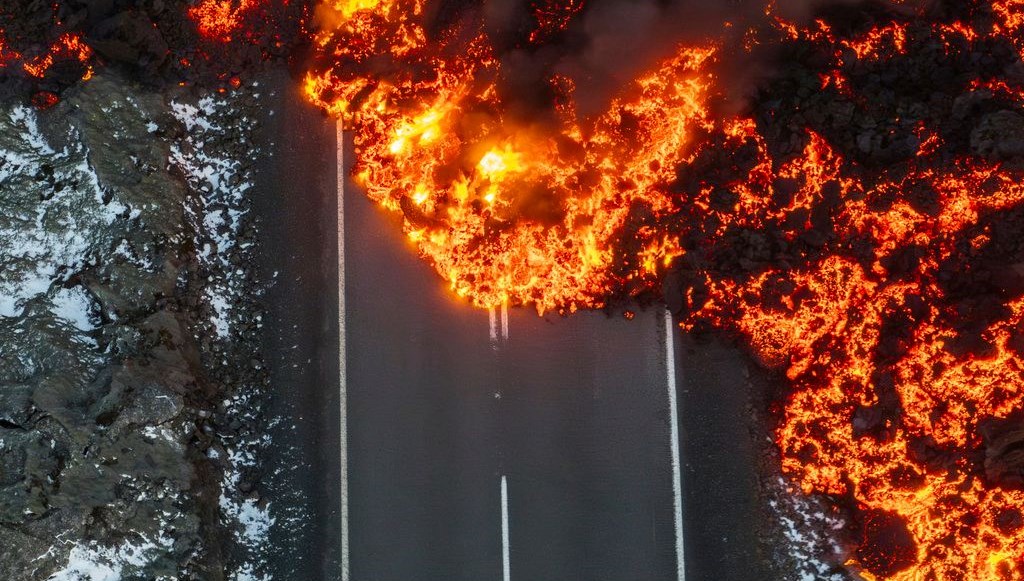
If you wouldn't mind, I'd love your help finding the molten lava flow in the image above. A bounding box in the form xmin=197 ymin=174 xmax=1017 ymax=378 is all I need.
xmin=680 ymin=118 xmax=1024 ymax=578
xmin=0 ymin=29 xmax=93 ymax=86
xmin=993 ymin=0 xmax=1024 ymax=57
xmin=676 ymin=8 xmax=1024 ymax=575
xmin=21 ymin=33 xmax=94 ymax=80
xmin=841 ymin=22 xmax=908 ymax=61
xmin=303 ymin=0 xmax=714 ymax=312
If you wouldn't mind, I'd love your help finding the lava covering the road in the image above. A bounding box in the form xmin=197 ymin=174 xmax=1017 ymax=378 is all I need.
xmin=302 ymin=0 xmax=716 ymax=312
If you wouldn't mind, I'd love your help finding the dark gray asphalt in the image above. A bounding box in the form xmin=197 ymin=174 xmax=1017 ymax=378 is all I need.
xmin=674 ymin=334 xmax=774 ymax=581
xmin=256 ymin=73 xmax=776 ymax=581
xmin=344 ymin=159 xmax=503 ymax=581
xmin=343 ymin=136 xmax=681 ymax=580
xmin=496 ymin=310 xmax=679 ymax=581
xmin=254 ymin=73 xmax=342 ymax=581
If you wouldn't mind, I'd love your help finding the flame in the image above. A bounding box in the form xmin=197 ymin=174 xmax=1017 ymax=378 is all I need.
xmin=303 ymin=0 xmax=714 ymax=312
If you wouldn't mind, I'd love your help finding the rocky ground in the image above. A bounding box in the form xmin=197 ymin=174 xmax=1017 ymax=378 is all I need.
xmin=0 ymin=71 xmax=274 ymax=580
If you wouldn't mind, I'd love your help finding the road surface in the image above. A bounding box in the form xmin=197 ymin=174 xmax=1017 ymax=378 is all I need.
xmin=256 ymin=75 xmax=777 ymax=581
xmin=253 ymin=74 xmax=342 ymax=581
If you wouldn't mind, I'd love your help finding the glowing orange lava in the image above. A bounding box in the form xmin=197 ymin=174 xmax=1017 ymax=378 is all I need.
xmin=302 ymin=0 xmax=714 ymax=312
xmin=679 ymin=9 xmax=1024 ymax=574
xmin=0 ymin=30 xmax=93 ymax=84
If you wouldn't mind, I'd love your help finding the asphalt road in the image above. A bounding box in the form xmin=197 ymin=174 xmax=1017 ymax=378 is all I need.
xmin=257 ymin=75 xmax=776 ymax=581
xmin=254 ymin=73 xmax=342 ymax=581
xmin=675 ymin=334 xmax=774 ymax=581
xmin=344 ymin=157 xmax=682 ymax=580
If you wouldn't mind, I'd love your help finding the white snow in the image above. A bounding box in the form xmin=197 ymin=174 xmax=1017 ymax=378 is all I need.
xmin=231 ymin=563 xmax=272 ymax=581
xmin=769 ymin=476 xmax=849 ymax=581
xmin=169 ymin=99 xmax=218 ymax=133
xmin=221 ymin=495 xmax=274 ymax=544
xmin=209 ymin=293 xmax=231 ymax=338
xmin=47 ymin=529 xmax=175 ymax=581
xmin=50 ymin=286 xmax=97 ymax=332
xmin=9 ymin=105 xmax=55 ymax=155
xmin=141 ymin=424 xmax=180 ymax=447
xmin=169 ymin=95 xmax=254 ymax=342
xmin=169 ymin=90 xmax=272 ymax=579
xmin=0 ymin=105 xmax=125 ymax=322
xmin=47 ymin=547 xmax=120 ymax=581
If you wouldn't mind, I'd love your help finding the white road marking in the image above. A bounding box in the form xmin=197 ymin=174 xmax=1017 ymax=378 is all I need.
xmin=489 ymin=307 xmax=498 ymax=344
xmin=664 ymin=309 xmax=685 ymax=581
xmin=337 ymin=120 xmax=351 ymax=581
xmin=500 ymin=301 xmax=509 ymax=341
xmin=501 ymin=475 xmax=511 ymax=581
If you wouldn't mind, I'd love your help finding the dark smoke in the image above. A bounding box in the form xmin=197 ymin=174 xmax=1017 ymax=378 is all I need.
xmin=479 ymin=0 xmax=933 ymax=118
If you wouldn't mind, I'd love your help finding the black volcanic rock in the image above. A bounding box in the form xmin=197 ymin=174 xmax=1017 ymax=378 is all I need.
xmin=971 ymin=110 xmax=1024 ymax=159
xmin=856 ymin=509 xmax=917 ymax=578
xmin=0 ymin=72 xmax=227 ymax=578
xmin=981 ymin=415 xmax=1024 ymax=490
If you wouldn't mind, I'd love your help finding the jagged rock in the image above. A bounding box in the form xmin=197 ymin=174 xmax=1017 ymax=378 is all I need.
xmin=0 ymin=384 xmax=36 ymax=429
xmin=971 ymin=110 xmax=1024 ymax=159
xmin=0 ymin=72 xmax=221 ymax=578
xmin=982 ymin=417 xmax=1024 ymax=490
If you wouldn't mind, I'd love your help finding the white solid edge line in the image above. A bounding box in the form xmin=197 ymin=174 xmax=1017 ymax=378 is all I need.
xmin=501 ymin=475 xmax=511 ymax=581
xmin=489 ymin=307 xmax=498 ymax=344
xmin=337 ymin=120 xmax=351 ymax=581
xmin=664 ymin=309 xmax=685 ymax=581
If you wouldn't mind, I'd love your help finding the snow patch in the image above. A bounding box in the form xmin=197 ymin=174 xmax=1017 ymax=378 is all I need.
xmin=50 ymin=286 xmax=97 ymax=332
xmin=47 ymin=529 xmax=175 ymax=581
xmin=769 ymin=476 xmax=850 ymax=581
xmin=169 ymin=91 xmax=271 ymax=578
xmin=0 ymin=105 xmax=124 ymax=320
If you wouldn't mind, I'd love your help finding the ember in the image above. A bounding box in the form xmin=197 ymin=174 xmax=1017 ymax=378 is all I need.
xmin=189 ymin=0 xmax=262 ymax=41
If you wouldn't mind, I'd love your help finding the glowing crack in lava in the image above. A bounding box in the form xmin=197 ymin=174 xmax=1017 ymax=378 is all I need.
xmin=685 ymin=134 xmax=1024 ymax=578
xmin=191 ymin=0 xmax=1024 ymax=578
xmin=0 ymin=30 xmax=93 ymax=89
xmin=674 ymin=11 xmax=1024 ymax=576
